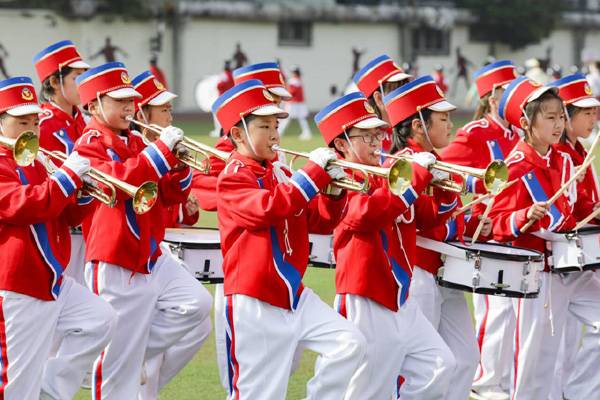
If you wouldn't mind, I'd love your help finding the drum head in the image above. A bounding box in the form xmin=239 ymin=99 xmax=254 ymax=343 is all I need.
xmin=449 ymin=241 xmax=543 ymax=261
xmin=164 ymin=227 xmax=220 ymax=249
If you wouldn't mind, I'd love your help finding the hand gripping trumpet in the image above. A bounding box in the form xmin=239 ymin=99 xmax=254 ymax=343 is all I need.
xmin=39 ymin=148 xmax=158 ymax=215
xmin=272 ymin=145 xmax=413 ymax=195
xmin=126 ymin=116 xmax=230 ymax=173
xmin=376 ymin=150 xmax=509 ymax=194
xmin=0 ymin=130 xmax=39 ymax=166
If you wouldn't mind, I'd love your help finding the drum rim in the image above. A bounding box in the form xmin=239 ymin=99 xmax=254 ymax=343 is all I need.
xmin=437 ymin=279 xmax=539 ymax=298
xmin=163 ymin=226 xmax=221 ymax=249
xmin=448 ymin=241 xmax=544 ymax=262
xmin=567 ymin=226 xmax=600 ymax=234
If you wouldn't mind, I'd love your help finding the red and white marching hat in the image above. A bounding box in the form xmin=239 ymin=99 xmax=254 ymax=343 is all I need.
xmin=0 ymin=77 xmax=43 ymax=116
xmin=315 ymin=91 xmax=387 ymax=145
xmin=353 ymin=54 xmax=412 ymax=98
xmin=233 ymin=62 xmax=292 ymax=100
xmin=498 ymin=76 xmax=558 ymax=128
xmin=33 ymin=40 xmax=90 ymax=83
xmin=76 ymin=62 xmax=141 ymax=108
xmin=473 ymin=59 xmax=518 ymax=98
xmin=131 ymin=70 xmax=177 ymax=109
xmin=383 ymin=75 xmax=456 ymax=127
xmin=549 ymin=73 xmax=600 ymax=108
xmin=211 ymin=79 xmax=288 ymax=134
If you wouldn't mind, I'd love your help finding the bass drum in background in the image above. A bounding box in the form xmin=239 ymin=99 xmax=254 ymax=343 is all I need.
xmin=194 ymin=74 xmax=220 ymax=112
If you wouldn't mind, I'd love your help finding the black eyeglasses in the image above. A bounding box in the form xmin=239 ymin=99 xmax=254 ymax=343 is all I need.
xmin=347 ymin=132 xmax=385 ymax=145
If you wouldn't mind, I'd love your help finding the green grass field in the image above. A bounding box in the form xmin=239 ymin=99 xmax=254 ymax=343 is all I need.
xmin=74 ymin=115 xmax=600 ymax=399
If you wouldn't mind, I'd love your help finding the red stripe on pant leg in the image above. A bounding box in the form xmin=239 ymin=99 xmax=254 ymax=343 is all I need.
xmin=396 ymin=375 xmax=405 ymax=399
xmin=226 ymin=296 xmax=240 ymax=400
xmin=474 ymin=294 xmax=490 ymax=382
xmin=512 ymin=298 xmax=522 ymax=400
xmin=94 ymin=351 xmax=104 ymax=400
xmin=0 ymin=296 xmax=8 ymax=399
xmin=92 ymin=261 xmax=100 ymax=295
xmin=337 ymin=294 xmax=347 ymax=318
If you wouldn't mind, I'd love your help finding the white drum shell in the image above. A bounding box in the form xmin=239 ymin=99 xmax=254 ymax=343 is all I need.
xmin=437 ymin=242 xmax=543 ymax=298
xmin=308 ymin=234 xmax=335 ymax=267
xmin=549 ymin=230 xmax=600 ymax=272
xmin=163 ymin=228 xmax=224 ymax=283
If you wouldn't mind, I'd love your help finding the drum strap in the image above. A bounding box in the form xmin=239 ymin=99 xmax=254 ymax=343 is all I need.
xmin=416 ymin=236 xmax=466 ymax=259
xmin=521 ymin=171 xmax=564 ymax=231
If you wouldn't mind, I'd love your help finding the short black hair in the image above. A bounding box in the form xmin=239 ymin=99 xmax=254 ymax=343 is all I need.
xmin=390 ymin=108 xmax=433 ymax=153
xmin=39 ymin=66 xmax=74 ymax=103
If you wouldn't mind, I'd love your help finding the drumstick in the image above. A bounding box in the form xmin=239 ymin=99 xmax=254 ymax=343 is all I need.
xmin=574 ymin=205 xmax=600 ymax=230
xmin=454 ymin=179 xmax=518 ymax=216
xmin=520 ymin=155 xmax=596 ymax=234
xmin=470 ymin=196 xmax=495 ymax=244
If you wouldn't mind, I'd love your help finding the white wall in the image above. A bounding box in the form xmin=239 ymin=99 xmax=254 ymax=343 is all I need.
xmin=0 ymin=9 xmax=172 ymax=94
xmin=0 ymin=8 xmax=598 ymax=113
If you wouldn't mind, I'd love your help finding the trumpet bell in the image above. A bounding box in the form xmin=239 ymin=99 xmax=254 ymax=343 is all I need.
xmin=387 ymin=159 xmax=413 ymax=196
xmin=484 ymin=160 xmax=509 ymax=194
xmin=133 ymin=181 xmax=159 ymax=215
xmin=0 ymin=131 xmax=39 ymax=166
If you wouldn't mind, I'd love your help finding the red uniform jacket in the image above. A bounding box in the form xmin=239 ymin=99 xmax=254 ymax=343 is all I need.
xmin=442 ymin=115 xmax=520 ymax=194
xmin=162 ymin=202 xmax=199 ymax=228
xmin=0 ymin=148 xmax=87 ymax=300
xmin=554 ymin=140 xmax=599 ymax=203
xmin=75 ymin=118 xmax=192 ymax=273
xmin=191 ymin=136 xmax=233 ymax=212
xmin=287 ymin=76 xmax=305 ymax=103
xmin=217 ymin=70 xmax=234 ymax=95
xmin=217 ymin=151 xmax=346 ymax=310
xmin=490 ymin=140 xmax=596 ymax=270
xmin=397 ymin=140 xmax=467 ymax=276
xmin=39 ymin=102 xmax=86 ymax=159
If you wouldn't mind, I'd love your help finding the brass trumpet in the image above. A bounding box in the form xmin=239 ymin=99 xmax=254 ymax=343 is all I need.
xmin=272 ymin=145 xmax=413 ymax=195
xmin=126 ymin=117 xmax=229 ymax=173
xmin=40 ymin=149 xmax=158 ymax=215
xmin=0 ymin=131 xmax=39 ymax=166
xmin=376 ymin=151 xmax=508 ymax=194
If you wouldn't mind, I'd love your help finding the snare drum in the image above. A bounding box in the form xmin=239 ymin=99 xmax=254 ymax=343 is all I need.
xmin=163 ymin=227 xmax=224 ymax=283
xmin=308 ymin=234 xmax=335 ymax=268
xmin=417 ymin=237 xmax=543 ymax=298
xmin=541 ymin=226 xmax=600 ymax=273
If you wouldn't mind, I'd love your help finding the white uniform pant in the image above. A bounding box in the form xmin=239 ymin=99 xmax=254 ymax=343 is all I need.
xmin=214 ymin=283 xmax=305 ymax=393
xmin=511 ymin=271 xmax=600 ymax=400
xmin=138 ymin=248 xmax=213 ymax=400
xmin=85 ymin=251 xmax=212 ymax=400
xmin=65 ymin=231 xmax=86 ymax=285
xmin=225 ymin=289 xmax=365 ymax=400
xmin=551 ymin=270 xmax=600 ymax=400
xmin=0 ymin=277 xmax=115 ymax=400
xmin=472 ymin=293 xmax=515 ymax=392
xmin=410 ymin=267 xmax=479 ymax=400
xmin=279 ymin=102 xmax=312 ymax=137
xmin=336 ymin=294 xmax=454 ymax=400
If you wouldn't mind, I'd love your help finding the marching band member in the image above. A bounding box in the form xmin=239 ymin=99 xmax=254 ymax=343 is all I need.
xmin=0 ymin=76 xmax=115 ymax=399
xmin=441 ymin=60 xmax=520 ymax=400
xmin=384 ymin=75 xmax=483 ymax=400
xmin=489 ymin=77 xmax=600 ymax=400
xmin=353 ymin=54 xmax=412 ymax=153
xmin=193 ymin=61 xmax=296 ymax=391
xmin=131 ymin=70 xmax=210 ymax=400
xmin=214 ymin=79 xmax=366 ymax=399
xmin=73 ymin=62 xmax=211 ymax=400
xmin=321 ymin=89 xmax=455 ymax=399
xmin=33 ymin=40 xmax=91 ymax=288
xmin=548 ymin=73 xmax=600 ymax=400
xmin=278 ymin=66 xmax=313 ymax=140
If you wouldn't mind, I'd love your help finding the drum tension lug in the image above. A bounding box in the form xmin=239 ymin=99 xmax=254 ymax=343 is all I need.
xmin=471 ymin=253 xmax=481 ymax=288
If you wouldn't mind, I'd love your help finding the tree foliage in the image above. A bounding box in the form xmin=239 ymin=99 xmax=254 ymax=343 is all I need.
xmin=457 ymin=0 xmax=563 ymax=50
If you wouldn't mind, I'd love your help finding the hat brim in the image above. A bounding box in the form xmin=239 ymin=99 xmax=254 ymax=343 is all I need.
xmin=387 ymin=71 xmax=412 ymax=82
xmin=148 ymin=90 xmax=178 ymax=106
xmin=354 ymin=116 xmax=388 ymax=129
xmin=6 ymin=104 xmax=43 ymax=116
xmin=251 ymin=104 xmax=289 ymax=119
xmin=107 ymin=87 xmax=142 ymax=99
xmin=268 ymin=86 xmax=292 ymax=100
xmin=529 ymin=86 xmax=558 ymax=102
xmin=572 ymin=97 xmax=600 ymax=108
xmin=68 ymin=60 xmax=90 ymax=70
xmin=429 ymin=100 xmax=457 ymax=112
